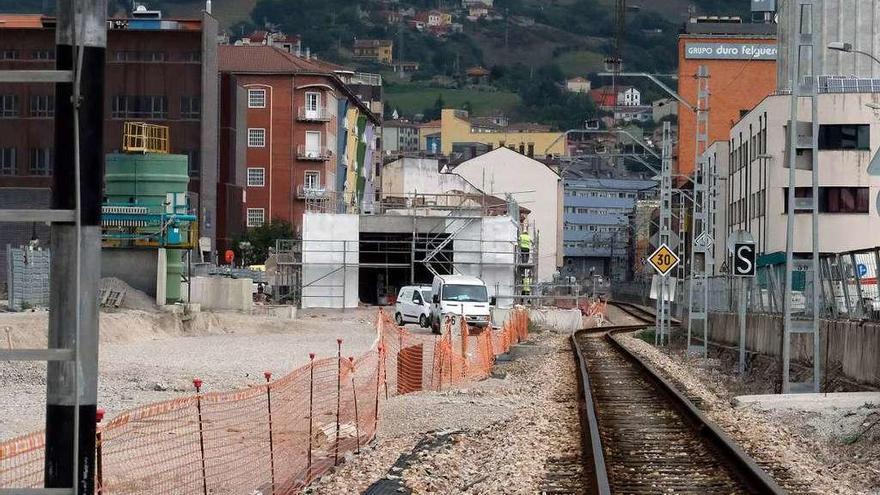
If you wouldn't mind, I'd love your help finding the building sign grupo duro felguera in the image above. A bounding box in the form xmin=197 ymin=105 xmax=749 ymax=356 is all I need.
xmin=684 ymin=43 xmax=777 ymax=60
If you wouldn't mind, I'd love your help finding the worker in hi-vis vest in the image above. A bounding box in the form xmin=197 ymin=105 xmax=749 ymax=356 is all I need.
xmin=519 ymin=226 xmax=532 ymax=264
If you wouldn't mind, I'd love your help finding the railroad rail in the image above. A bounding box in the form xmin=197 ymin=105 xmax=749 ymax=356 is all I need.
xmin=572 ymin=303 xmax=788 ymax=495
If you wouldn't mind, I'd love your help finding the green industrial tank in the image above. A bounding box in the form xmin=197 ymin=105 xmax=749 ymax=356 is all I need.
xmin=105 ymin=153 xmax=190 ymax=302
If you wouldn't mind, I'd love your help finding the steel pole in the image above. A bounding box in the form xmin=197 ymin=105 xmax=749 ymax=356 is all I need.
xmin=45 ymin=0 xmax=105 ymax=492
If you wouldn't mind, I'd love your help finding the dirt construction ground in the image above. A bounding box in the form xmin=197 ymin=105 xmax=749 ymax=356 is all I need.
xmin=0 ymin=307 xmax=393 ymax=441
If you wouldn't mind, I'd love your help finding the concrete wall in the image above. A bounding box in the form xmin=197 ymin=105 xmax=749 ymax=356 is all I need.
xmin=452 ymin=147 xmax=563 ymax=281
xmin=301 ymin=212 xmax=359 ymax=308
xmin=189 ymin=276 xmax=253 ymax=311
xmin=380 ymin=157 xmax=482 ymax=199
xmin=454 ymin=216 xmax=517 ymax=301
xmin=102 ymin=248 xmax=161 ymax=298
xmin=200 ymin=11 xmax=220 ymax=251
xmin=707 ymin=312 xmax=880 ymax=386
xmin=776 ymin=0 xmax=880 ymax=91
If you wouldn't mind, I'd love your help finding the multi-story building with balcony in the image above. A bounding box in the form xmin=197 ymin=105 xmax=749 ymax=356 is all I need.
xmin=218 ymin=45 xmax=380 ymax=233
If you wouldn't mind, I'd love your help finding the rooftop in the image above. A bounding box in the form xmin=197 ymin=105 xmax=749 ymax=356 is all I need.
xmin=0 ymin=12 xmax=205 ymax=31
xmin=219 ymin=45 xmax=348 ymax=74
xmin=682 ymin=18 xmax=777 ymax=36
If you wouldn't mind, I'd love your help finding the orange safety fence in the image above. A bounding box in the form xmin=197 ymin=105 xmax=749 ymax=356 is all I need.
xmin=0 ymin=307 xmax=529 ymax=494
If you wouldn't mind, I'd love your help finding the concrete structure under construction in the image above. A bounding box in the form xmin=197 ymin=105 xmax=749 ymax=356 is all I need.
xmin=283 ymin=206 xmax=521 ymax=309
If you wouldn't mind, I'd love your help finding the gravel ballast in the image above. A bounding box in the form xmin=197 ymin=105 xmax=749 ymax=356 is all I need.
xmin=306 ymin=331 xmax=585 ymax=494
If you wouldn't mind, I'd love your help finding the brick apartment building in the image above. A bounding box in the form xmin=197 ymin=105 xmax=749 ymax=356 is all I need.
xmin=219 ymin=45 xmax=380 ymax=233
xmin=0 ymin=10 xmax=229 ymax=276
xmin=677 ymin=16 xmax=777 ymax=176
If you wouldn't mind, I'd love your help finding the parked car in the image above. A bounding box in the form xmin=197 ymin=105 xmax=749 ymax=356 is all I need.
xmin=394 ymin=285 xmax=433 ymax=328
xmin=430 ymin=275 xmax=491 ymax=333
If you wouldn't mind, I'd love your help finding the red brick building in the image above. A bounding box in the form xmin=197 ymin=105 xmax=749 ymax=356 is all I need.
xmin=677 ymin=18 xmax=777 ymax=176
xmin=0 ymin=10 xmax=229 ymax=276
xmin=219 ymin=45 xmax=380 ymax=234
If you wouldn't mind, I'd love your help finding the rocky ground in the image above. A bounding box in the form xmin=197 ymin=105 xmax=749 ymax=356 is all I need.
xmin=608 ymin=304 xmax=880 ymax=495
xmin=0 ymin=305 xmax=384 ymax=441
xmin=306 ymin=330 xmax=585 ymax=494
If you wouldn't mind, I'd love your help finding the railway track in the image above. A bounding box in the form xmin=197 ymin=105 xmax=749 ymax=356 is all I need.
xmin=572 ymin=303 xmax=788 ymax=495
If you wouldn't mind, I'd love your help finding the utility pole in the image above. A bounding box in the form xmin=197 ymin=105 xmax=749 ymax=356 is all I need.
xmin=656 ymin=121 xmax=674 ymax=344
xmin=686 ymin=65 xmax=712 ymax=356
xmin=44 ymin=0 xmax=106 ymax=492
xmin=782 ymin=0 xmax=822 ymax=393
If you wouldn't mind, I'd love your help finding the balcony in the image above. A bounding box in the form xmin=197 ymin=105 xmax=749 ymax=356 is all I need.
xmin=297 ymin=107 xmax=331 ymax=122
xmin=297 ymin=185 xmax=329 ymax=200
xmin=296 ymin=145 xmax=331 ymax=161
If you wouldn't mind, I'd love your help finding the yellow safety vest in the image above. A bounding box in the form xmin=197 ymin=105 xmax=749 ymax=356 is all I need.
xmin=519 ymin=232 xmax=532 ymax=249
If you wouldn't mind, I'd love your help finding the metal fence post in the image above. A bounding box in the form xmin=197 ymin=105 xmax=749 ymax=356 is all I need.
xmin=349 ymin=356 xmax=361 ymax=454
xmin=307 ymin=353 xmax=315 ymax=479
xmin=334 ymin=339 xmax=342 ymax=466
xmin=193 ymin=378 xmax=208 ymax=495
xmin=264 ymin=371 xmax=275 ymax=495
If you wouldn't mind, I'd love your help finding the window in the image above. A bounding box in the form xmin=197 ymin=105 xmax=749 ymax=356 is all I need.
xmin=248 ymin=128 xmax=266 ymax=147
xmin=183 ymin=51 xmax=201 ymax=62
xmin=304 ymin=131 xmax=321 ymax=154
xmin=783 ymin=187 xmax=870 ymax=213
xmin=818 ymin=124 xmax=870 ymax=150
xmin=114 ymin=51 xmax=163 ymax=62
xmin=0 ymin=148 xmax=15 ymax=175
xmin=247 ymin=167 xmax=265 ymax=187
xmin=30 ymin=95 xmax=54 ymax=117
xmin=33 ymin=49 xmax=55 ymax=60
xmin=248 ymin=89 xmax=266 ymax=108
xmin=1 ymin=95 xmax=18 ymax=117
xmin=114 ymin=51 xmax=135 ymax=61
xmin=112 ymin=96 xmax=167 ymax=119
xmin=247 ymin=208 xmax=265 ymax=227
xmin=185 ymin=150 xmax=200 ymax=177
xmin=0 ymin=49 xmax=18 ymax=60
xmin=29 ymin=148 xmax=52 ymax=176
xmin=305 ymin=92 xmax=320 ymax=111
xmin=180 ymin=96 xmax=200 ymax=119
xmin=304 ymin=171 xmax=320 ymax=190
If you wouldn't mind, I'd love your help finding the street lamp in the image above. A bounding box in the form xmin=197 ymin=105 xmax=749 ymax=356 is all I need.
xmin=827 ymin=41 xmax=880 ymax=66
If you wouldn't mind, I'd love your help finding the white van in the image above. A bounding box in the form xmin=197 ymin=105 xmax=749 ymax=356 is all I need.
xmin=394 ymin=285 xmax=433 ymax=328
xmin=430 ymin=275 xmax=491 ymax=333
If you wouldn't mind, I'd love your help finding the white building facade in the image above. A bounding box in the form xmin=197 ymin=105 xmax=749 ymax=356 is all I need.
xmin=712 ymin=89 xmax=880 ymax=261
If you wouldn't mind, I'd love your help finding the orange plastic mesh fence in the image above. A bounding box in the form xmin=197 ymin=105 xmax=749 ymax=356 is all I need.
xmin=0 ymin=307 xmax=529 ymax=493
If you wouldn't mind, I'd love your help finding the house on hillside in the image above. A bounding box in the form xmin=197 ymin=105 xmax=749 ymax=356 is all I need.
xmin=353 ymin=39 xmax=394 ymax=64
xmin=566 ymin=76 xmax=591 ymax=93
xmin=466 ymin=66 xmax=490 ymax=84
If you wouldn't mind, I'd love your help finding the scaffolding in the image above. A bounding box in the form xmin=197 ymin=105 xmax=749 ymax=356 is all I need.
xmin=274 ymin=192 xmax=538 ymax=307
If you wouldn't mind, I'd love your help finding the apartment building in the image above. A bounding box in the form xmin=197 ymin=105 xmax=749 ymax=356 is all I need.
xmin=711 ymin=83 xmax=880 ymax=263
xmin=563 ymin=177 xmax=658 ymax=280
xmin=219 ymin=45 xmax=380 ymax=233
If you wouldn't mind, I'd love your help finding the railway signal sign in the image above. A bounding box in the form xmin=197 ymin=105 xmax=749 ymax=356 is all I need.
xmin=694 ymin=232 xmax=713 ymax=249
xmin=648 ymin=243 xmax=680 ymax=276
xmin=733 ymin=242 xmax=757 ymax=277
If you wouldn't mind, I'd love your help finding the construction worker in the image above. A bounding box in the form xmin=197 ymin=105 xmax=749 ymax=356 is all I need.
xmin=519 ymin=225 xmax=532 ymax=264
xmin=522 ymin=273 xmax=532 ymax=298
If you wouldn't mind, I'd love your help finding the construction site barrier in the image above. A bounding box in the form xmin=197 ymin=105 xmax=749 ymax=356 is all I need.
xmin=0 ymin=307 xmax=529 ymax=494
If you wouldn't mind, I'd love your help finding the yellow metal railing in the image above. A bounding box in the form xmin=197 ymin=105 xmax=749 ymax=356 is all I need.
xmin=123 ymin=121 xmax=170 ymax=154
